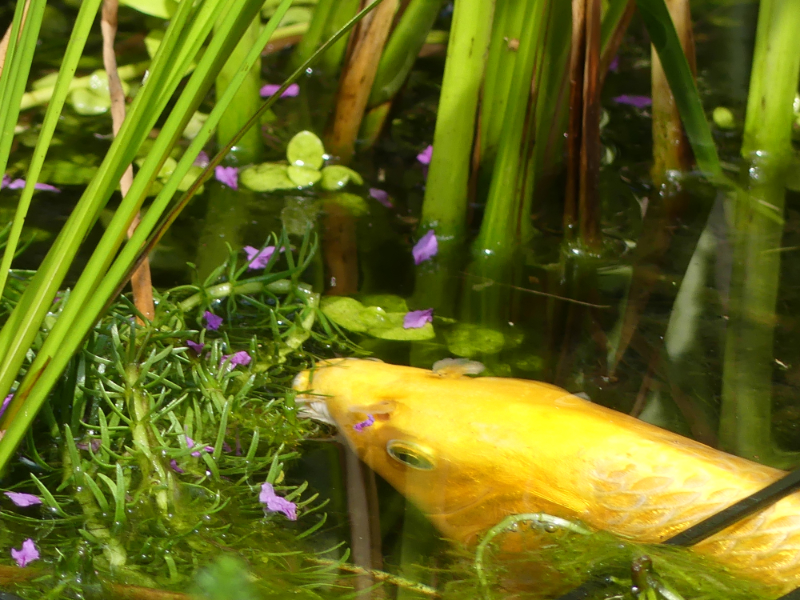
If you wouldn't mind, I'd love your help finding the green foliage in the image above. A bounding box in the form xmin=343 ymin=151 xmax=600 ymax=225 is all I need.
xmin=443 ymin=518 xmax=774 ymax=600
xmin=240 ymin=131 xmax=366 ymax=193
xmin=321 ymin=296 xmax=435 ymax=341
xmin=0 ymin=239 xmax=360 ymax=595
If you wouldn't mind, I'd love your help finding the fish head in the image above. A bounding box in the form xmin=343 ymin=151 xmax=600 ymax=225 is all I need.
xmin=293 ymin=357 xmax=583 ymax=543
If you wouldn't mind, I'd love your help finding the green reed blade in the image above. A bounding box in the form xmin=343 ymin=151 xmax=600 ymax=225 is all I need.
xmin=635 ymin=0 xmax=721 ymax=179
xmin=0 ymin=0 xmax=103 ymax=305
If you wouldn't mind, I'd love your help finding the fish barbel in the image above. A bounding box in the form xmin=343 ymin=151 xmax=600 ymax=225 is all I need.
xmin=293 ymin=358 xmax=800 ymax=593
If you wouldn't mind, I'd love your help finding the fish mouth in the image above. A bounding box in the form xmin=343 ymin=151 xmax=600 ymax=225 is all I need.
xmin=293 ymin=371 xmax=337 ymax=427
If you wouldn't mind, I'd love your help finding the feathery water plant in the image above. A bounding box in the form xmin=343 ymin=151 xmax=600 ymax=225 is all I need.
xmin=0 ymin=238 xmax=364 ymax=595
xmin=0 ymin=0 xmax=385 ymax=475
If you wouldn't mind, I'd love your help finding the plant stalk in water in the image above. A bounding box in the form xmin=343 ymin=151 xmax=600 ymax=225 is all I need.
xmin=415 ymin=0 xmax=494 ymax=315
xmin=719 ymin=0 xmax=800 ymax=467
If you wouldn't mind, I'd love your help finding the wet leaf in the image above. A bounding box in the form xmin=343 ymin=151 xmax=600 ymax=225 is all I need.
xmin=286 ymin=131 xmax=325 ymax=169
xmin=320 ymin=165 xmax=363 ymax=190
xmin=321 ymin=297 xmax=434 ymax=340
xmin=287 ymin=165 xmax=322 ymax=188
xmin=445 ymin=324 xmax=504 ymax=357
xmin=240 ymin=163 xmax=296 ymax=192
xmin=69 ymin=87 xmax=109 ymax=115
xmin=361 ymin=294 xmax=408 ymax=313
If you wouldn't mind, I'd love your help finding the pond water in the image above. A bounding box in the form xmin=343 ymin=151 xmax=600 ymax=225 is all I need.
xmin=1 ymin=0 xmax=800 ymax=598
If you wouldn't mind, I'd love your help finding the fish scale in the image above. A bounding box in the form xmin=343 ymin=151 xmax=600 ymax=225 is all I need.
xmin=294 ymin=358 xmax=800 ymax=594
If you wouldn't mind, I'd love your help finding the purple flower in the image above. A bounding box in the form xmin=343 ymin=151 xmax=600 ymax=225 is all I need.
xmin=417 ymin=145 xmax=433 ymax=165
xmin=412 ymin=229 xmax=438 ymax=264
xmin=353 ymin=415 xmax=375 ymax=432
xmin=186 ymin=340 xmax=205 ymax=354
xmin=1 ymin=175 xmax=59 ymax=192
xmin=220 ymin=350 xmax=251 ymax=370
xmin=222 ymin=442 xmax=232 ymax=453
xmin=369 ymin=188 xmax=393 ymax=208
xmin=244 ymin=245 xmax=276 ymax=269
xmin=4 ymin=492 xmax=42 ymax=507
xmin=259 ymin=482 xmax=297 ymax=520
xmin=0 ymin=394 xmax=12 ymax=419
xmin=170 ymin=459 xmax=184 ymax=474
xmin=186 ymin=436 xmax=214 ymax=457
xmin=260 ymin=83 xmax=300 ymax=98
xmin=608 ymin=55 xmax=620 ymax=73
xmin=193 ymin=151 xmax=210 ymax=167
xmin=204 ymin=311 xmax=223 ymax=331
xmin=76 ymin=439 xmax=102 ymax=452
xmin=11 ymin=539 xmax=39 ymax=567
xmin=613 ymin=95 xmax=652 ymax=108
xmin=404 ymin=308 xmax=433 ymax=329
xmin=215 ymin=166 xmax=238 ymax=190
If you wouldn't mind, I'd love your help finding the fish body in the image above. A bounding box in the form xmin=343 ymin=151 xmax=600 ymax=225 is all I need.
xmin=294 ymin=358 xmax=800 ymax=593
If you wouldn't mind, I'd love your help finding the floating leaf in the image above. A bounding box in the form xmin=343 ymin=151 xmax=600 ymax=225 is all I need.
xmin=240 ymin=163 xmax=296 ymax=192
xmin=183 ymin=111 xmax=208 ymax=140
xmin=361 ymin=294 xmax=408 ymax=313
xmin=320 ymin=297 xmax=368 ymax=332
xmin=445 ymin=324 xmax=504 ymax=357
xmin=69 ymin=87 xmax=110 ymax=116
xmin=320 ymin=165 xmax=363 ymax=190
xmin=177 ymin=165 xmax=205 ymax=194
xmin=287 ymin=165 xmax=322 ymax=188
xmin=321 ymin=297 xmax=434 ymax=340
xmin=286 ymin=131 xmax=325 ymax=169
xmin=325 ymin=192 xmax=368 ymax=216
xmin=40 ymin=158 xmax=98 ymax=185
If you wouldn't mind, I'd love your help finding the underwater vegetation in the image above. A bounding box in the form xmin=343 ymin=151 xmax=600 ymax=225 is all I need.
xmin=0 ymin=0 xmax=800 ymax=598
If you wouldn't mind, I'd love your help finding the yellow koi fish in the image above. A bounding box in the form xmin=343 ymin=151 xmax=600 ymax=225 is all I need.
xmin=293 ymin=358 xmax=800 ymax=593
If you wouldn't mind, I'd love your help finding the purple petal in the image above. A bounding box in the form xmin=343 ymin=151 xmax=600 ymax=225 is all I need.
xmin=369 ymin=188 xmax=393 ymax=208
xmin=244 ymin=245 xmax=276 ymax=270
xmin=222 ymin=442 xmax=232 ymax=453
xmin=416 ymin=145 xmax=433 ymax=165
xmin=260 ymin=83 xmax=300 ymax=98
xmin=613 ymin=94 xmax=652 ymax=108
xmin=170 ymin=459 xmax=184 ymax=474
xmin=1 ymin=175 xmax=9 ymax=189
xmin=76 ymin=439 xmax=102 ymax=452
xmin=4 ymin=492 xmax=42 ymax=508
xmin=193 ymin=151 xmax=210 ymax=167
xmin=34 ymin=182 xmax=60 ymax=192
xmin=608 ymin=55 xmax=620 ymax=73
xmin=11 ymin=539 xmax=39 ymax=567
xmin=403 ymin=308 xmax=434 ymax=329
xmin=220 ymin=350 xmax=251 ymax=370
xmin=204 ymin=311 xmax=223 ymax=331
xmin=186 ymin=340 xmax=205 ymax=354
xmin=186 ymin=435 xmax=213 ymax=457
xmin=259 ymin=482 xmax=297 ymax=520
xmin=0 ymin=394 xmax=12 ymax=419
xmin=353 ymin=415 xmax=375 ymax=432
xmin=7 ymin=179 xmax=25 ymax=190
xmin=412 ymin=229 xmax=438 ymax=264
xmin=215 ymin=166 xmax=239 ymax=190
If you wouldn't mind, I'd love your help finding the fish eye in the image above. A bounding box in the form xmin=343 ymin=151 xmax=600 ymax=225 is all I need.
xmin=386 ymin=440 xmax=435 ymax=470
